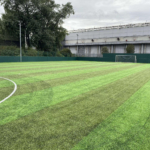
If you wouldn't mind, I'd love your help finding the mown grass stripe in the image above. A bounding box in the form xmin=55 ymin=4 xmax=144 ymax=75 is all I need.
xmin=0 ymin=63 xmax=120 ymax=80
xmin=0 ymin=61 xmax=113 ymax=69
xmin=0 ymin=61 xmax=95 ymax=68
xmin=0 ymin=62 xmax=116 ymax=76
xmin=0 ymin=61 xmax=105 ymax=71
xmin=0 ymin=62 xmax=104 ymax=73
xmin=72 ymin=78 xmax=150 ymax=150
xmin=0 ymin=61 xmax=112 ymax=66
xmin=0 ymin=64 xmax=136 ymax=98
xmin=0 ymin=63 xmax=134 ymax=88
xmin=1 ymin=66 xmax=150 ymax=150
xmin=0 ymin=64 xmax=149 ymax=126
xmin=0 ymin=61 xmax=85 ymax=68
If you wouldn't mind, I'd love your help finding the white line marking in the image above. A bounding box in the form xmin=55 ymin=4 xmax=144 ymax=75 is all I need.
xmin=0 ymin=77 xmax=17 ymax=104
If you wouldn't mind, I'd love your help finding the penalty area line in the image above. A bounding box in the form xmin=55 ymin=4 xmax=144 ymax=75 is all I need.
xmin=0 ymin=77 xmax=17 ymax=104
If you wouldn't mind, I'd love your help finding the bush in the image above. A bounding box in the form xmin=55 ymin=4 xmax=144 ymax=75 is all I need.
xmin=0 ymin=46 xmax=68 ymax=57
xmin=42 ymin=51 xmax=53 ymax=57
xmin=25 ymin=49 xmax=38 ymax=56
xmin=37 ymin=51 xmax=44 ymax=56
xmin=126 ymin=45 xmax=135 ymax=53
xmin=101 ymin=46 xmax=109 ymax=54
xmin=60 ymin=48 xmax=72 ymax=57
xmin=0 ymin=46 xmax=25 ymax=56
xmin=55 ymin=51 xmax=64 ymax=57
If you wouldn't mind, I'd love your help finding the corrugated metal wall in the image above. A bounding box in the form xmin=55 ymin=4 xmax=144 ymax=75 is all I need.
xmin=134 ymin=45 xmax=141 ymax=53
xmin=91 ymin=46 xmax=98 ymax=54
xmin=70 ymin=46 xmax=77 ymax=54
xmin=66 ymin=25 xmax=150 ymax=55
xmin=115 ymin=45 xmax=125 ymax=53
xmin=66 ymin=26 xmax=150 ymax=40
xmin=146 ymin=45 xmax=150 ymax=53
xmin=69 ymin=44 xmax=150 ymax=55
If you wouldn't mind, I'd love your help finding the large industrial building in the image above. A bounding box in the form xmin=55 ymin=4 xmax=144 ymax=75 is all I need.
xmin=63 ymin=22 xmax=150 ymax=57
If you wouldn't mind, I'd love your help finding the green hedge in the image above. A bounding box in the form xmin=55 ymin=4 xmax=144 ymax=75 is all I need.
xmin=0 ymin=46 xmax=25 ymax=56
xmin=0 ymin=46 xmax=65 ymax=57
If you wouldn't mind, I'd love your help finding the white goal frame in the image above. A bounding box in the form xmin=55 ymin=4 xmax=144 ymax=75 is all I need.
xmin=115 ymin=55 xmax=137 ymax=63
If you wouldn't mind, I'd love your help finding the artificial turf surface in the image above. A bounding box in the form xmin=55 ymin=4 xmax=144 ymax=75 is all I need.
xmin=0 ymin=61 xmax=150 ymax=150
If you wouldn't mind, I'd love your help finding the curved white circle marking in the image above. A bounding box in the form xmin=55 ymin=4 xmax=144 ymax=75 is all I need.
xmin=0 ymin=77 xmax=17 ymax=104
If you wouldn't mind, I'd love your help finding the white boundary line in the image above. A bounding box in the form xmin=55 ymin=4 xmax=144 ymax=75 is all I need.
xmin=0 ymin=77 xmax=17 ymax=104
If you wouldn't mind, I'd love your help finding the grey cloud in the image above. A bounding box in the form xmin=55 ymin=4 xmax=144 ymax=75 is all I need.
xmin=0 ymin=0 xmax=150 ymax=30
xmin=60 ymin=0 xmax=150 ymax=30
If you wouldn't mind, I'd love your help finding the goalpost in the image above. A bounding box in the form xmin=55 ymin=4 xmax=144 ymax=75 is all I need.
xmin=115 ymin=55 xmax=137 ymax=63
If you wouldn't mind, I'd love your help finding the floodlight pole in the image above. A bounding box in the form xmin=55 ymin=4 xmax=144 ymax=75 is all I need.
xmin=19 ymin=21 xmax=22 ymax=62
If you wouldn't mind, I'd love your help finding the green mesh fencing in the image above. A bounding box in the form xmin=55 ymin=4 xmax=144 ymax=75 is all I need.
xmin=0 ymin=53 xmax=150 ymax=63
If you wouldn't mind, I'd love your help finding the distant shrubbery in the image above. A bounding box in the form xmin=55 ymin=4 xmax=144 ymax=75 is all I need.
xmin=55 ymin=51 xmax=64 ymax=57
xmin=0 ymin=46 xmax=25 ymax=56
xmin=101 ymin=46 xmax=109 ymax=54
xmin=0 ymin=46 xmax=42 ymax=56
xmin=126 ymin=45 xmax=135 ymax=53
xmin=25 ymin=49 xmax=39 ymax=56
xmin=0 ymin=46 xmax=73 ymax=57
xmin=60 ymin=48 xmax=72 ymax=57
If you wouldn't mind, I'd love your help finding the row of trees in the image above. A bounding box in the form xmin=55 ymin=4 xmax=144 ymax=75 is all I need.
xmin=101 ymin=45 xmax=135 ymax=54
xmin=0 ymin=0 xmax=74 ymax=56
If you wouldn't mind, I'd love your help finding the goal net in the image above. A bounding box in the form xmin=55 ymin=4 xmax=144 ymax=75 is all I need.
xmin=115 ymin=55 xmax=137 ymax=63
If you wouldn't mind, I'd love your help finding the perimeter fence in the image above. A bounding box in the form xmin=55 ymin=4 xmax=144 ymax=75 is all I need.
xmin=103 ymin=53 xmax=150 ymax=63
xmin=1 ymin=52 xmax=150 ymax=63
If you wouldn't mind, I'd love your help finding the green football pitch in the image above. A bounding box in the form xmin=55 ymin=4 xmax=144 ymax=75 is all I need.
xmin=0 ymin=61 xmax=150 ymax=150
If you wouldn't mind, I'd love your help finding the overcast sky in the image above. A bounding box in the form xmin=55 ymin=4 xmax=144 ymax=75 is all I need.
xmin=0 ymin=0 xmax=150 ymax=30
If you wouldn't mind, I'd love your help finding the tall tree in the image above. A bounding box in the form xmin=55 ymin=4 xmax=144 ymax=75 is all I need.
xmin=0 ymin=0 xmax=74 ymax=55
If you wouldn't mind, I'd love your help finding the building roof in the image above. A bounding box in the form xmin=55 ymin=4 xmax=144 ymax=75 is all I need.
xmin=68 ymin=22 xmax=150 ymax=33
